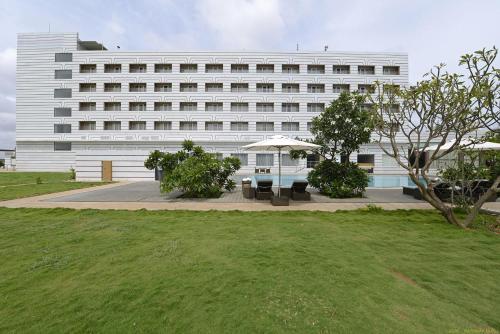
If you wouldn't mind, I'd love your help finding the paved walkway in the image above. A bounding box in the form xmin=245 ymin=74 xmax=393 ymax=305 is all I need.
xmin=1 ymin=181 xmax=499 ymax=212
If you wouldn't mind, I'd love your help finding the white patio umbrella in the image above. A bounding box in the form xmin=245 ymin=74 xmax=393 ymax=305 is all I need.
xmin=241 ymin=135 xmax=321 ymax=197
xmin=425 ymin=138 xmax=500 ymax=152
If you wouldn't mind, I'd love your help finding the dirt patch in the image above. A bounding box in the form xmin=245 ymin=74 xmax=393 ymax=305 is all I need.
xmin=391 ymin=269 xmax=418 ymax=286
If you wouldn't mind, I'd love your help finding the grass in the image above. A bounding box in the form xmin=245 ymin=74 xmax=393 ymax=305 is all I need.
xmin=0 ymin=208 xmax=498 ymax=333
xmin=0 ymin=172 xmax=105 ymax=201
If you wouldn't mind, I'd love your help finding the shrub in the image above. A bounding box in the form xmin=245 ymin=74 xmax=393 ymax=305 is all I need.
xmin=307 ymin=160 xmax=368 ymax=198
xmin=36 ymin=177 xmax=42 ymax=184
xmin=145 ymin=140 xmax=241 ymax=198
xmin=69 ymin=167 xmax=76 ymax=180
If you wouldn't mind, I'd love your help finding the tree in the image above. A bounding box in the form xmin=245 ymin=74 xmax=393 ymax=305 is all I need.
xmin=370 ymin=48 xmax=499 ymax=228
xmin=144 ymin=140 xmax=241 ymax=198
xmin=291 ymin=91 xmax=373 ymax=197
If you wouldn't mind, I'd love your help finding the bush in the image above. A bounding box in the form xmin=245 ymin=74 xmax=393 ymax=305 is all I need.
xmin=69 ymin=167 xmax=76 ymax=180
xmin=145 ymin=140 xmax=241 ymax=198
xmin=307 ymin=160 xmax=368 ymax=198
xmin=36 ymin=177 xmax=42 ymax=184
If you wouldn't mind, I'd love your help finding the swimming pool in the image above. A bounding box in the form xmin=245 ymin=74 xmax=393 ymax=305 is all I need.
xmin=233 ymin=174 xmax=422 ymax=188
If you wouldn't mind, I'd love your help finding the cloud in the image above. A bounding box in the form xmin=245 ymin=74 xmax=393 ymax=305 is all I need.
xmin=196 ymin=0 xmax=286 ymax=50
xmin=0 ymin=48 xmax=16 ymax=148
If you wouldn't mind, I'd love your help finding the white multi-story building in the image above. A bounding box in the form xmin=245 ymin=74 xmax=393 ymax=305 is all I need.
xmin=16 ymin=32 xmax=409 ymax=181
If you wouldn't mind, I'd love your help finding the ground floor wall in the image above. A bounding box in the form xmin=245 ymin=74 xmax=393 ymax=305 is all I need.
xmin=16 ymin=141 xmax=431 ymax=181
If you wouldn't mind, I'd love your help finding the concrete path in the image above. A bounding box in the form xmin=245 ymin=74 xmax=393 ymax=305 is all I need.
xmin=1 ymin=181 xmax=499 ymax=213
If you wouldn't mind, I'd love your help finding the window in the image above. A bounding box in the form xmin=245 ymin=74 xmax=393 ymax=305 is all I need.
xmin=54 ymin=124 xmax=71 ymax=133
xmin=55 ymin=53 xmax=72 ymax=62
xmin=54 ymin=142 xmax=71 ymax=151
xmin=154 ymin=102 xmax=172 ymax=111
xmin=79 ymin=83 xmax=96 ymax=92
xmin=104 ymin=121 xmax=121 ymax=130
xmin=205 ymin=121 xmax=223 ymax=131
xmin=205 ymin=64 xmax=223 ymax=73
xmin=282 ymin=122 xmax=299 ymax=131
xmin=231 ymin=153 xmax=248 ymax=166
xmin=180 ymin=64 xmax=197 ymax=73
xmin=282 ymin=83 xmax=299 ymax=93
xmin=180 ymin=102 xmax=197 ymax=111
xmin=383 ymin=66 xmax=400 ymax=75
xmin=154 ymin=121 xmax=172 ymax=130
xmin=180 ymin=83 xmax=198 ymax=92
xmin=256 ymin=83 xmax=274 ymax=93
xmin=357 ymin=154 xmax=375 ymax=173
xmin=282 ymin=103 xmax=299 ymax=112
xmin=257 ymin=64 xmax=274 ymax=73
xmin=80 ymin=64 xmax=96 ymax=73
xmin=79 ymin=121 xmax=96 ymax=130
xmin=282 ymin=64 xmax=299 ymax=73
xmin=231 ymin=64 xmax=249 ymax=73
xmin=54 ymin=107 xmax=71 ymax=117
xmin=155 ymin=83 xmax=172 ymax=92
xmin=129 ymin=83 xmax=147 ymax=92
xmin=231 ymin=83 xmax=248 ymax=92
xmin=104 ymin=102 xmax=121 ymax=111
xmin=307 ymin=103 xmax=324 ymax=113
xmin=282 ymin=154 xmax=299 ymax=166
xmin=307 ymin=84 xmax=325 ymax=93
xmin=230 ymin=102 xmax=249 ymax=112
xmin=54 ymin=88 xmax=72 ymax=98
xmin=104 ymin=64 xmax=121 ymax=73
xmin=332 ymin=84 xmax=350 ymax=93
xmin=79 ymin=102 xmax=96 ymax=111
xmin=333 ymin=65 xmax=350 ymax=74
xmin=256 ymin=154 xmax=274 ymax=166
xmin=129 ymin=102 xmax=147 ymax=111
xmin=54 ymin=70 xmax=72 ymax=79
xmin=129 ymin=121 xmax=146 ymax=130
xmin=129 ymin=64 xmax=147 ymax=73
xmin=230 ymin=122 xmax=248 ymax=131
xmin=205 ymin=83 xmax=223 ymax=92
xmin=307 ymin=154 xmax=319 ymax=168
xmin=307 ymin=65 xmax=325 ymax=74
xmin=205 ymin=102 xmax=223 ymax=112
xmin=383 ymin=84 xmax=400 ymax=92
xmin=256 ymin=122 xmax=274 ymax=131
xmin=104 ymin=83 xmax=121 ymax=92
xmin=358 ymin=84 xmax=375 ymax=94
xmin=307 ymin=122 xmax=313 ymax=132
xmin=358 ymin=66 xmax=375 ymax=75
xmin=179 ymin=121 xmax=197 ymax=130
xmin=155 ymin=64 xmax=172 ymax=73
xmin=256 ymin=103 xmax=274 ymax=112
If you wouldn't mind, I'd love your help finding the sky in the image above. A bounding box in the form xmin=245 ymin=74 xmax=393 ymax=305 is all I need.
xmin=0 ymin=0 xmax=499 ymax=149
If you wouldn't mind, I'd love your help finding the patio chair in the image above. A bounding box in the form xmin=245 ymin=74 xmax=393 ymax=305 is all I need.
xmin=432 ymin=182 xmax=453 ymax=201
xmin=255 ymin=180 xmax=274 ymax=200
xmin=402 ymin=186 xmax=422 ymax=200
xmin=470 ymin=180 xmax=497 ymax=202
xmin=291 ymin=181 xmax=311 ymax=201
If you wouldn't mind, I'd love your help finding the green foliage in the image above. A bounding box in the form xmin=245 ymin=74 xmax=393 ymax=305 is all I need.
xmin=35 ymin=177 xmax=42 ymax=184
xmin=307 ymin=160 xmax=368 ymax=198
xmin=366 ymin=204 xmax=383 ymax=212
xmin=144 ymin=140 xmax=241 ymax=198
xmin=69 ymin=167 xmax=76 ymax=180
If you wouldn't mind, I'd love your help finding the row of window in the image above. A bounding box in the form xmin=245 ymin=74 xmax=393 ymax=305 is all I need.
xmin=54 ymin=102 xmax=338 ymax=113
xmin=62 ymin=82 xmax=393 ymax=94
xmin=55 ymin=53 xmax=401 ymax=75
xmin=54 ymin=121 xmax=313 ymax=132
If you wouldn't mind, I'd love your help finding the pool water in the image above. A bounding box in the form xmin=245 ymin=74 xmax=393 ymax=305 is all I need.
xmin=233 ymin=174 xmax=422 ymax=189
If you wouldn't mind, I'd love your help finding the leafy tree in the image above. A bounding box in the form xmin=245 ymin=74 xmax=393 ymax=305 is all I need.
xmin=370 ymin=48 xmax=499 ymax=228
xmin=144 ymin=140 xmax=241 ymax=198
xmin=291 ymin=92 xmax=373 ymax=197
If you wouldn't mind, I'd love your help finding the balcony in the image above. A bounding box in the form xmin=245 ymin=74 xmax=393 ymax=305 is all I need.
xmin=205 ymin=64 xmax=223 ymax=73
xmin=256 ymin=83 xmax=274 ymax=93
xmin=307 ymin=65 xmax=325 ymax=74
xmin=155 ymin=83 xmax=172 ymax=92
xmin=155 ymin=64 xmax=172 ymax=73
xmin=333 ymin=65 xmax=350 ymax=74
xmin=80 ymin=64 xmax=96 ymax=73
xmin=129 ymin=102 xmax=147 ymax=111
xmin=154 ymin=102 xmax=172 ymax=111
xmin=129 ymin=64 xmax=147 ymax=73
xmin=383 ymin=66 xmax=400 ymax=75
xmin=332 ymin=84 xmax=350 ymax=93
xmin=180 ymin=83 xmax=198 ymax=92
xmin=307 ymin=84 xmax=325 ymax=93
xmin=104 ymin=64 xmax=121 ymax=73
xmin=79 ymin=83 xmax=96 ymax=92
xmin=79 ymin=102 xmax=96 ymax=111
xmin=256 ymin=64 xmax=274 ymax=73
xmin=104 ymin=83 xmax=121 ymax=92
xmin=282 ymin=84 xmax=299 ymax=93
xmin=129 ymin=83 xmax=147 ymax=92
xmin=282 ymin=64 xmax=299 ymax=74
xmin=231 ymin=83 xmax=249 ymax=93
xmin=180 ymin=64 xmax=198 ymax=73
xmin=358 ymin=66 xmax=375 ymax=75
xmin=231 ymin=64 xmax=249 ymax=73
xmin=104 ymin=102 xmax=121 ymax=111
xmin=205 ymin=83 xmax=223 ymax=92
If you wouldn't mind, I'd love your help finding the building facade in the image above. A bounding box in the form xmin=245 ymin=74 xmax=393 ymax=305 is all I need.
xmin=16 ymin=32 xmax=409 ymax=181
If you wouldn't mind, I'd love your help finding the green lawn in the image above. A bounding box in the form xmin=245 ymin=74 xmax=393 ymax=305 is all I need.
xmin=0 ymin=172 xmax=105 ymax=201
xmin=0 ymin=208 xmax=498 ymax=333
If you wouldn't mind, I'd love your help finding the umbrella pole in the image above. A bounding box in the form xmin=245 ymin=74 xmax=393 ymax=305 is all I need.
xmin=278 ymin=147 xmax=281 ymax=197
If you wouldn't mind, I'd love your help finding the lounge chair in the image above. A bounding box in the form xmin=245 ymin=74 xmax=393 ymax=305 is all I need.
xmin=255 ymin=180 xmax=274 ymax=200
xmin=402 ymin=186 xmax=422 ymax=200
xmin=291 ymin=181 xmax=311 ymax=201
xmin=470 ymin=180 xmax=497 ymax=202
